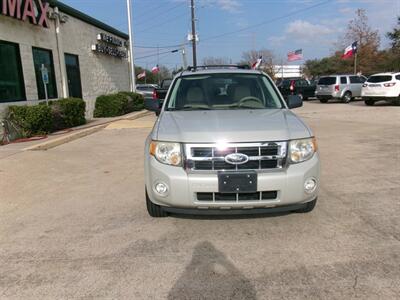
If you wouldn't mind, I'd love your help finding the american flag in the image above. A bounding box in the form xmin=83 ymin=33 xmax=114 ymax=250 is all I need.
xmin=137 ymin=71 xmax=146 ymax=79
xmin=287 ymin=49 xmax=303 ymax=61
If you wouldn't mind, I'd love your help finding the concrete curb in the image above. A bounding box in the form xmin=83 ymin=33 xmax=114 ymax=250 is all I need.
xmin=24 ymin=110 xmax=152 ymax=151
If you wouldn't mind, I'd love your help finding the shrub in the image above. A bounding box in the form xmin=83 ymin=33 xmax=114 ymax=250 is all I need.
xmin=119 ymin=92 xmax=145 ymax=112
xmin=50 ymin=98 xmax=86 ymax=130
xmin=94 ymin=92 xmax=144 ymax=117
xmin=7 ymin=105 xmax=53 ymax=137
xmin=93 ymin=93 xmax=127 ymax=117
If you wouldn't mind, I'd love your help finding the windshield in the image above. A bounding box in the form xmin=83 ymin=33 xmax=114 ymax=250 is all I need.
xmin=318 ymin=77 xmax=336 ymax=85
xmin=166 ymin=73 xmax=283 ymax=111
xmin=367 ymin=75 xmax=393 ymax=83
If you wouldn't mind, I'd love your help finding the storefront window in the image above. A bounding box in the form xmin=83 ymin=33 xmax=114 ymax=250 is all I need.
xmin=65 ymin=53 xmax=82 ymax=99
xmin=0 ymin=41 xmax=26 ymax=103
xmin=32 ymin=47 xmax=58 ymax=100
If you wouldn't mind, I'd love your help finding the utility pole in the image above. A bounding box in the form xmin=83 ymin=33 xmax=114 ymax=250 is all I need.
xmin=190 ymin=0 xmax=197 ymax=68
xmin=126 ymin=0 xmax=136 ymax=92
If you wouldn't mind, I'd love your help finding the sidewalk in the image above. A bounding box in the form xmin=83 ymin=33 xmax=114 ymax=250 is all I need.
xmin=0 ymin=110 xmax=152 ymax=159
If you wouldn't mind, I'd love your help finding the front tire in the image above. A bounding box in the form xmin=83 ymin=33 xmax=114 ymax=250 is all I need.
xmin=296 ymin=198 xmax=317 ymax=213
xmin=146 ymin=190 xmax=168 ymax=217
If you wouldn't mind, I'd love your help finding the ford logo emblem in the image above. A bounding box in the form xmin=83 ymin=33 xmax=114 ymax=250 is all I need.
xmin=225 ymin=153 xmax=249 ymax=165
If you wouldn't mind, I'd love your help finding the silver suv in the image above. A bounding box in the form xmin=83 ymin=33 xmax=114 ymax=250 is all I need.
xmin=144 ymin=66 xmax=320 ymax=217
xmin=315 ymin=74 xmax=367 ymax=103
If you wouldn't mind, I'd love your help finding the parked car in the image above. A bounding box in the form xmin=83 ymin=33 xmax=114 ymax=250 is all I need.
xmin=315 ymin=74 xmax=367 ymax=103
xmin=362 ymin=72 xmax=400 ymax=106
xmin=153 ymin=79 xmax=173 ymax=114
xmin=144 ymin=66 xmax=320 ymax=217
xmin=278 ymin=78 xmax=316 ymax=100
xmin=136 ymin=84 xmax=158 ymax=98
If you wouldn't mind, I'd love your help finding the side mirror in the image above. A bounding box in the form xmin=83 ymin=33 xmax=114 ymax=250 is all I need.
xmin=287 ymin=95 xmax=303 ymax=109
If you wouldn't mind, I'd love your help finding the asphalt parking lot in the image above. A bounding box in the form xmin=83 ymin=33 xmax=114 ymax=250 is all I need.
xmin=0 ymin=100 xmax=399 ymax=299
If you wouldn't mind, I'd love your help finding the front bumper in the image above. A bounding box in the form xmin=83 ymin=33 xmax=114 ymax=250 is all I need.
xmin=145 ymin=152 xmax=320 ymax=211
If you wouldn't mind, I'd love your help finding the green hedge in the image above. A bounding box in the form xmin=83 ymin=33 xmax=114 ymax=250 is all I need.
xmin=50 ymin=98 xmax=86 ymax=130
xmin=119 ymin=92 xmax=145 ymax=112
xmin=8 ymin=105 xmax=53 ymax=137
xmin=6 ymin=98 xmax=86 ymax=138
xmin=94 ymin=92 xmax=144 ymax=118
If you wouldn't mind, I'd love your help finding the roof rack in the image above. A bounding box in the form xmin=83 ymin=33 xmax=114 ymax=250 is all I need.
xmin=187 ymin=64 xmax=251 ymax=71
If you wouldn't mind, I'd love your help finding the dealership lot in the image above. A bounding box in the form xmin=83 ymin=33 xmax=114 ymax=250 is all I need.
xmin=0 ymin=101 xmax=399 ymax=299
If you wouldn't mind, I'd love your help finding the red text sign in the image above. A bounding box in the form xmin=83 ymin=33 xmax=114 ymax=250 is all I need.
xmin=1 ymin=0 xmax=49 ymax=28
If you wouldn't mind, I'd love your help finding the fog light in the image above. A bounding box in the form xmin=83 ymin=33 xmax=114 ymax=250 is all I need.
xmin=154 ymin=182 xmax=168 ymax=196
xmin=304 ymin=178 xmax=317 ymax=194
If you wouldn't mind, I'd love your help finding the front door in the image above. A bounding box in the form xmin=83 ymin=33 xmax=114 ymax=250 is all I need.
xmin=65 ymin=53 xmax=82 ymax=98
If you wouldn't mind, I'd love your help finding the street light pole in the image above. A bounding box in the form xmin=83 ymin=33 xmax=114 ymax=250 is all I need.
xmin=126 ymin=0 xmax=136 ymax=92
xmin=190 ymin=0 xmax=197 ymax=69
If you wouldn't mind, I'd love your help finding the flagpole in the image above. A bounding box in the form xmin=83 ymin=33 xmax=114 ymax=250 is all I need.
xmin=354 ymin=52 xmax=357 ymax=75
xmin=126 ymin=0 xmax=136 ymax=92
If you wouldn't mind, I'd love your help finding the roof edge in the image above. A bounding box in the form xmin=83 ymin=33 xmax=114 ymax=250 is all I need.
xmin=48 ymin=1 xmax=129 ymax=40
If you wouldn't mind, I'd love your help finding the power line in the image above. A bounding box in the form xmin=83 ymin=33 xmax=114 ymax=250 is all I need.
xmin=201 ymin=0 xmax=331 ymax=42
xmin=136 ymin=11 xmax=188 ymax=34
xmin=134 ymin=43 xmax=187 ymax=49
xmin=135 ymin=49 xmax=180 ymax=60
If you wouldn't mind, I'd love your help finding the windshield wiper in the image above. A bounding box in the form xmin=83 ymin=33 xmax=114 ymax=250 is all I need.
xmin=181 ymin=105 xmax=211 ymax=110
xmin=168 ymin=106 xmax=211 ymax=111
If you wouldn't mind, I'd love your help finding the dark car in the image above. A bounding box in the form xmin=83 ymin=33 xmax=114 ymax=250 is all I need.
xmin=278 ymin=78 xmax=316 ymax=100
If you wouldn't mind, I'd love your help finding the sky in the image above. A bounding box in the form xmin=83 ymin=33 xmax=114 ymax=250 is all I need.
xmin=61 ymin=0 xmax=399 ymax=69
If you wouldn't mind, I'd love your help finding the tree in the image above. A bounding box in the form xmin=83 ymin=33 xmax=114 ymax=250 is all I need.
xmin=240 ymin=48 xmax=276 ymax=78
xmin=386 ymin=16 xmax=400 ymax=50
xmin=385 ymin=17 xmax=400 ymax=70
xmin=340 ymin=9 xmax=380 ymax=75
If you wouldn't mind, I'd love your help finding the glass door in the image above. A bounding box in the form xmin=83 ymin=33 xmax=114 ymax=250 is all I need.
xmin=65 ymin=53 xmax=82 ymax=98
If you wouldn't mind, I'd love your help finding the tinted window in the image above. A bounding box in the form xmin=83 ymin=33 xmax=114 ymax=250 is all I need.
xmin=137 ymin=86 xmax=154 ymax=91
xmin=396 ymin=75 xmax=400 ymax=81
xmin=0 ymin=40 xmax=25 ymax=102
xmin=367 ymin=76 xmax=393 ymax=83
xmin=167 ymin=73 xmax=283 ymax=111
xmin=65 ymin=53 xmax=82 ymax=98
xmin=340 ymin=77 xmax=347 ymax=84
xmin=161 ymin=79 xmax=172 ymax=88
xmin=349 ymin=76 xmax=362 ymax=84
xmin=318 ymin=77 xmax=336 ymax=85
xmin=32 ymin=47 xmax=58 ymax=99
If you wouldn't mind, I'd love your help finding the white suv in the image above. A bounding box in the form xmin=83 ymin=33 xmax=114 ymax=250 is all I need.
xmin=362 ymin=72 xmax=400 ymax=106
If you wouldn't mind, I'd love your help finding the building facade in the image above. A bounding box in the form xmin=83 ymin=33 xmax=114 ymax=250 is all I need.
xmin=0 ymin=0 xmax=131 ymax=119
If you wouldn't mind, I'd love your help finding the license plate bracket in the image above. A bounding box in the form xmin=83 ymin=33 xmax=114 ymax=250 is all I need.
xmin=218 ymin=172 xmax=257 ymax=193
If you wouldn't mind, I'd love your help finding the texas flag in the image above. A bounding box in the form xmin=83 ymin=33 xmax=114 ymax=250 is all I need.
xmin=151 ymin=65 xmax=160 ymax=74
xmin=341 ymin=41 xmax=358 ymax=59
xmin=251 ymin=56 xmax=262 ymax=69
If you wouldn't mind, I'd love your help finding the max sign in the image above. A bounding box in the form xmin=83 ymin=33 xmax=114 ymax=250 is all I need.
xmin=1 ymin=0 xmax=50 ymax=28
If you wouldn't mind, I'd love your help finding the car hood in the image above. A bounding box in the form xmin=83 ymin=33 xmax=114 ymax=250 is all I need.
xmin=154 ymin=109 xmax=312 ymax=143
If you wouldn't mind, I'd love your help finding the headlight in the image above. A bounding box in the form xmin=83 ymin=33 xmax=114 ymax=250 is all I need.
xmin=149 ymin=141 xmax=182 ymax=166
xmin=289 ymin=137 xmax=317 ymax=163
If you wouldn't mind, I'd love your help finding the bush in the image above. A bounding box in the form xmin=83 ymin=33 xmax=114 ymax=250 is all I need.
xmin=94 ymin=93 xmax=127 ymax=117
xmin=119 ymin=92 xmax=145 ymax=112
xmin=50 ymin=98 xmax=86 ymax=130
xmin=94 ymin=92 xmax=144 ymax=118
xmin=7 ymin=105 xmax=53 ymax=137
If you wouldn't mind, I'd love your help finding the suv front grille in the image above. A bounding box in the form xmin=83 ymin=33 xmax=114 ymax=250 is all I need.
xmin=185 ymin=142 xmax=287 ymax=171
xmin=197 ymin=191 xmax=278 ymax=202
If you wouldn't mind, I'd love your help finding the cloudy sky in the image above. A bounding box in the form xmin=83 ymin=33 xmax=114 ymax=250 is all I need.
xmin=62 ymin=0 xmax=399 ymax=68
